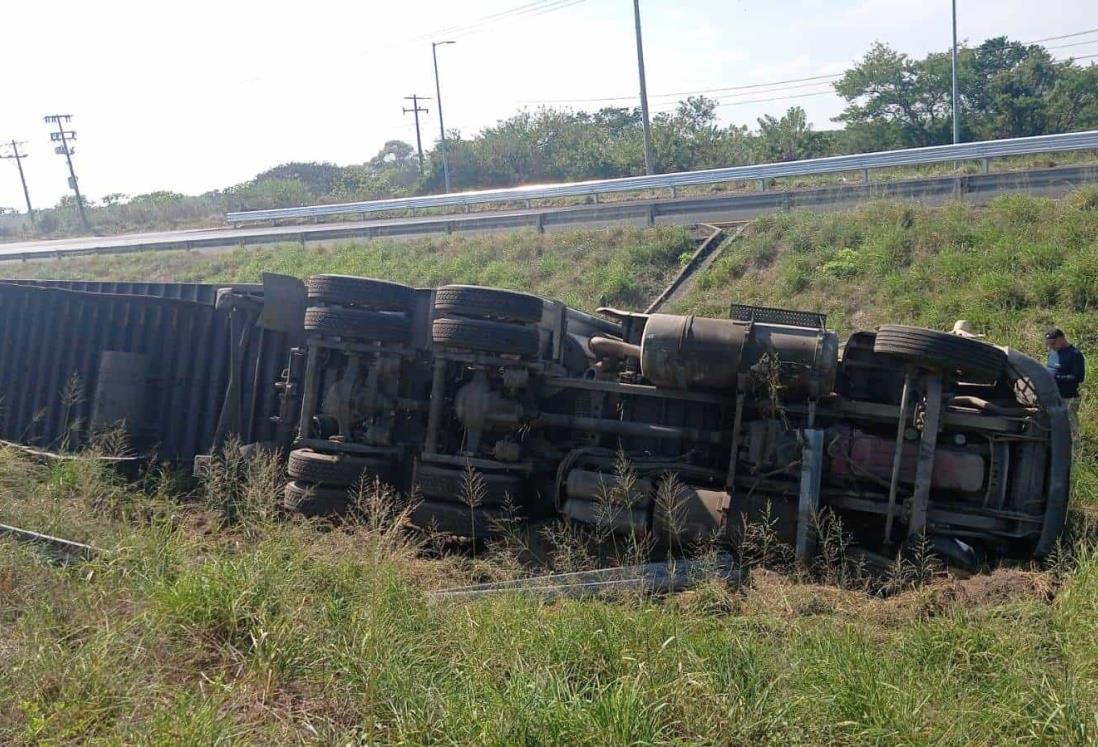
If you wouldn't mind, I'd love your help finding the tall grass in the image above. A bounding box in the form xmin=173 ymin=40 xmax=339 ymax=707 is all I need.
xmin=0 ymin=438 xmax=1096 ymax=743
xmin=2 ymin=192 xmax=1098 ymax=742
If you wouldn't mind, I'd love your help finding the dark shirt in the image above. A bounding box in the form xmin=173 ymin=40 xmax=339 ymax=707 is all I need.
xmin=1047 ymin=344 xmax=1086 ymax=399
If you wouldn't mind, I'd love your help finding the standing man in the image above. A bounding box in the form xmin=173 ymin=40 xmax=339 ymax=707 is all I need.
xmin=1045 ymin=327 xmax=1085 ymax=439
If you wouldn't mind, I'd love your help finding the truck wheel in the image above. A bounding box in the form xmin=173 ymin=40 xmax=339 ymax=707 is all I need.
xmin=287 ymin=448 xmax=393 ymax=486
xmin=409 ymin=499 xmax=510 ymax=537
xmin=306 ymin=275 xmax=413 ymax=311
xmin=305 ymin=306 xmax=410 ymax=343
xmin=432 ymin=317 xmax=540 ymax=357
xmin=434 ymin=285 xmax=543 ymax=324
xmin=414 ymin=463 xmax=525 ymax=506
xmin=873 ymin=325 xmax=1006 ymax=383
xmin=283 ymin=480 xmax=351 ymax=517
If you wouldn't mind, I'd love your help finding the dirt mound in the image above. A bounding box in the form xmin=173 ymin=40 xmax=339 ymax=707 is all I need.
xmin=872 ymin=568 xmax=1057 ymax=624
xmin=733 ymin=567 xmax=1057 ymax=625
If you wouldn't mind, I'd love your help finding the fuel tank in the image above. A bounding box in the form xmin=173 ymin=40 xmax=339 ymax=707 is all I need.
xmin=639 ymin=313 xmax=838 ymax=398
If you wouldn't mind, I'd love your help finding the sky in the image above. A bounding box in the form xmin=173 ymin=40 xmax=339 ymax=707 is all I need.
xmin=1 ymin=0 xmax=1096 ymax=210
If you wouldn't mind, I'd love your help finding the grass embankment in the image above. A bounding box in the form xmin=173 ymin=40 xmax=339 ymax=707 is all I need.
xmin=2 ymin=194 xmax=1098 ymax=743
xmin=675 ymin=188 xmax=1098 ymax=494
xmin=2 ymin=226 xmax=693 ymax=314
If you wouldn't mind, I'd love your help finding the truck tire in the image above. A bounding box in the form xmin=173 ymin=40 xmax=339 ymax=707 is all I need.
xmin=287 ymin=448 xmax=393 ymax=486
xmin=432 ymin=317 xmax=540 ymax=357
xmin=414 ymin=463 xmax=525 ymax=506
xmin=434 ymin=285 xmax=543 ymax=324
xmin=873 ymin=325 xmax=1006 ymax=383
xmin=409 ymin=499 xmax=510 ymax=537
xmin=306 ymin=275 xmax=413 ymax=311
xmin=305 ymin=306 xmax=409 ymax=343
xmin=283 ymin=480 xmax=351 ymax=517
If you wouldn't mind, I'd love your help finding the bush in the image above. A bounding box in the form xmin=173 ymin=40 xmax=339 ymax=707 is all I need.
xmin=974 ymin=270 xmax=1028 ymax=309
xmin=1061 ymin=246 xmax=1098 ymax=311
xmin=819 ymin=248 xmax=863 ymax=279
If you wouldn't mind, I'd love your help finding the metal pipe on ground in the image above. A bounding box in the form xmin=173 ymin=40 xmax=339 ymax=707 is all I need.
xmin=430 ymin=556 xmax=745 ymax=601
xmin=0 ymin=522 xmax=102 ymax=562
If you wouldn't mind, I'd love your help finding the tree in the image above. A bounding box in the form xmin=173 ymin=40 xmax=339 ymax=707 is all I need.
xmin=653 ymin=96 xmax=729 ymax=172
xmin=757 ymin=107 xmax=825 ymax=162
xmin=833 ymin=42 xmax=953 ymax=149
xmin=969 ymin=38 xmax=1067 ymax=139
xmin=1047 ymin=64 xmax=1098 ymax=133
xmin=101 ymin=193 xmax=130 ymax=207
xmin=223 ymin=178 xmax=312 ymax=211
xmin=835 ymin=37 xmax=1085 ymax=149
xmin=254 ymin=162 xmax=344 ymax=196
xmin=364 ymin=140 xmax=420 ymax=189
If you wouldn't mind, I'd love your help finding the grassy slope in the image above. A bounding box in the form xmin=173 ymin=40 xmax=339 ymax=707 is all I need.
xmin=1 ymin=196 xmax=1097 ymax=744
xmin=674 ymin=189 xmax=1098 ymax=494
xmin=1 ymin=226 xmax=694 ymax=314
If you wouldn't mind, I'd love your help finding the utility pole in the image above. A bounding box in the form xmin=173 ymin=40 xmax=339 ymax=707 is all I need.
xmin=0 ymin=140 xmax=34 ymax=223
xmin=633 ymin=0 xmax=656 ymax=175
xmin=43 ymin=114 xmax=90 ymax=231
xmin=951 ymin=0 xmax=960 ymax=144
xmin=432 ymin=40 xmax=456 ymax=193
xmin=403 ymin=94 xmax=432 ymax=174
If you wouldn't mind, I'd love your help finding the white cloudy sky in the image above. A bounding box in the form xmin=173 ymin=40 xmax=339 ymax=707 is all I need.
xmin=1 ymin=0 xmax=1096 ymax=209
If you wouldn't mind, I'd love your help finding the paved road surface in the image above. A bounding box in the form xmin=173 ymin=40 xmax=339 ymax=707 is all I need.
xmin=1 ymin=164 xmax=1093 ymax=262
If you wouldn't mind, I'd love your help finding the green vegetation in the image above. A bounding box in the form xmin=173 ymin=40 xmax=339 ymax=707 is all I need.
xmin=2 ymin=226 xmax=695 ymax=313
xmin=2 ymin=35 xmax=1095 ymax=241
xmin=676 ymin=188 xmax=1098 ymax=472
xmin=1 ymin=445 xmax=1095 ymax=744
xmin=677 ymin=188 xmax=1098 ymax=337
xmin=2 ymin=191 xmax=1098 ymax=743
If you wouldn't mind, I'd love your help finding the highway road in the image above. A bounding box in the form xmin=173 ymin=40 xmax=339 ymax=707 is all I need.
xmin=1 ymin=163 xmax=1094 ymax=262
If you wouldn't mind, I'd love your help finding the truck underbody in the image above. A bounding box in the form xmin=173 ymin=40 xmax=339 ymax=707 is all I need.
xmin=0 ymin=274 xmax=1072 ymax=568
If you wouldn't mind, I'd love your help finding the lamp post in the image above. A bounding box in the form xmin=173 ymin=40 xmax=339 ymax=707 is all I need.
xmin=951 ymin=0 xmax=960 ymax=144
xmin=432 ymin=40 xmax=456 ymax=193
xmin=633 ymin=0 xmax=656 ymax=175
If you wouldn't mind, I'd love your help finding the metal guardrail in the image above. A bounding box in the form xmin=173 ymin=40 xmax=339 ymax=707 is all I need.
xmin=227 ymin=130 xmax=1098 ymax=225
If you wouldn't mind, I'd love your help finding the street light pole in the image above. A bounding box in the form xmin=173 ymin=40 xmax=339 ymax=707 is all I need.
xmin=951 ymin=0 xmax=960 ymax=144
xmin=432 ymin=40 xmax=456 ymax=193
xmin=633 ymin=0 xmax=656 ymax=175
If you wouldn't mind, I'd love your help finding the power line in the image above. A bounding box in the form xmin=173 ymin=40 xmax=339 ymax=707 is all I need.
xmin=517 ymin=24 xmax=1097 ymax=109
xmin=449 ymin=0 xmax=588 ymax=39
xmin=410 ymin=0 xmax=588 ymax=42
xmin=1045 ymin=38 xmax=1098 ymax=52
xmin=1055 ymin=52 xmax=1098 ymax=62
xmin=649 ymin=74 xmax=845 ymax=101
xmin=1024 ymin=28 xmax=1098 ymax=44
xmin=695 ymin=90 xmax=835 ymax=112
xmin=520 ymin=72 xmax=845 ymax=106
xmin=417 ymin=0 xmax=562 ymax=39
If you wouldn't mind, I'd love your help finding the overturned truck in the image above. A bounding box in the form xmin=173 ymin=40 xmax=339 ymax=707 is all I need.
xmin=0 ymin=275 xmax=1072 ymax=566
